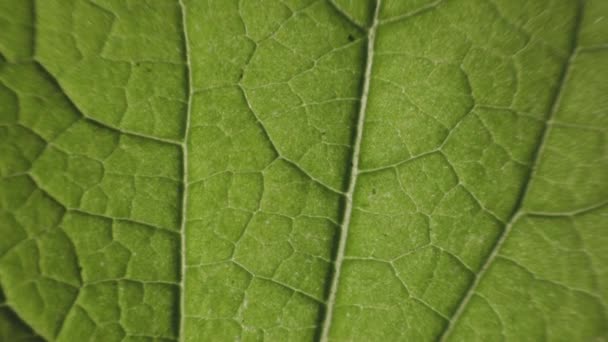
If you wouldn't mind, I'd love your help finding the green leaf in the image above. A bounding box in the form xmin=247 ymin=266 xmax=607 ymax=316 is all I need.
xmin=0 ymin=0 xmax=606 ymax=341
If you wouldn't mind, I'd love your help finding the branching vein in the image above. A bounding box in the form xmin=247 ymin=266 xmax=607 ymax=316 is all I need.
xmin=438 ymin=2 xmax=584 ymax=340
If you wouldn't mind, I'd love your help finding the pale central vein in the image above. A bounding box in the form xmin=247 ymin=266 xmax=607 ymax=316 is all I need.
xmin=178 ymin=0 xmax=193 ymax=341
xmin=319 ymin=1 xmax=381 ymax=341
xmin=438 ymin=3 xmax=584 ymax=340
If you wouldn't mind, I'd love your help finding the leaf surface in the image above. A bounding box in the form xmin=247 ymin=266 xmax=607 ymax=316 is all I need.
xmin=0 ymin=0 xmax=606 ymax=341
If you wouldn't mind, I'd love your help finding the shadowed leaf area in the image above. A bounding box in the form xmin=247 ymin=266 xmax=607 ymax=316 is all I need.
xmin=0 ymin=0 xmax=607 ymax=341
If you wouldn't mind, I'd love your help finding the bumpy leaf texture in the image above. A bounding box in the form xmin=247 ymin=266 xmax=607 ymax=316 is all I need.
xmin=0 ymin=0 xmax=607 ymax=341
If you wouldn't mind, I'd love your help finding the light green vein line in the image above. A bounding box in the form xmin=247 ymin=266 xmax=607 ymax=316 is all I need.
xmin=438 ymin=2 xmax=584 ymax=340
xmin=32 ymin=61 xmax=182 ymax=146
xmin=327 ymin=0 xmax=365 ymax=30
xmin=319 ymin=1 xmax=381 ymax=341
xmin=178 ymin=0 xmax=193 ymax=340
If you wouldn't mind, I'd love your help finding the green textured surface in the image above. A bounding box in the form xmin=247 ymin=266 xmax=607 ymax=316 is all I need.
xmin=0 ymin=0 xmax=606 ymax=341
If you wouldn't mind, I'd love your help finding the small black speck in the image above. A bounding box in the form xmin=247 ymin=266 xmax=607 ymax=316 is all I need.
xmin=348 ymin=34 xmax=355 ymax=42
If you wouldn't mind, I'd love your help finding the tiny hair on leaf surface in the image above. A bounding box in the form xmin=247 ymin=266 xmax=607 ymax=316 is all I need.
xmin=0 ymin=0 xmax=606 ymax=341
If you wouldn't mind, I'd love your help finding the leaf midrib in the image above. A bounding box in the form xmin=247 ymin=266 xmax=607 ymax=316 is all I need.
xmin=177 ymin=0 xmax=192 ymax=341
xmin=318 ymin=1 xmax=382 ymax=341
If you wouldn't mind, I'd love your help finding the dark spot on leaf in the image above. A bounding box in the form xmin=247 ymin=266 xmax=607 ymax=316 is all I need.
xmin=348 ymin=34 xmax=355 ymax=42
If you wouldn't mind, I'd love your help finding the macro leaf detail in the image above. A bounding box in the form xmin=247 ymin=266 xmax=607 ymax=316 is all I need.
xmin=0 ymin=0 xmax=607 ymax=341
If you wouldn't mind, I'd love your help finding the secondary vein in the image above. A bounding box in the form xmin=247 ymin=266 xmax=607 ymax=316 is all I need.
xmin=438 ymin=2 xmax=584 ymax=340
xmin=319 ymin=1 xmax=381 ymax=341
xmin=178 ymin=0 xmax=193 ymax=341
